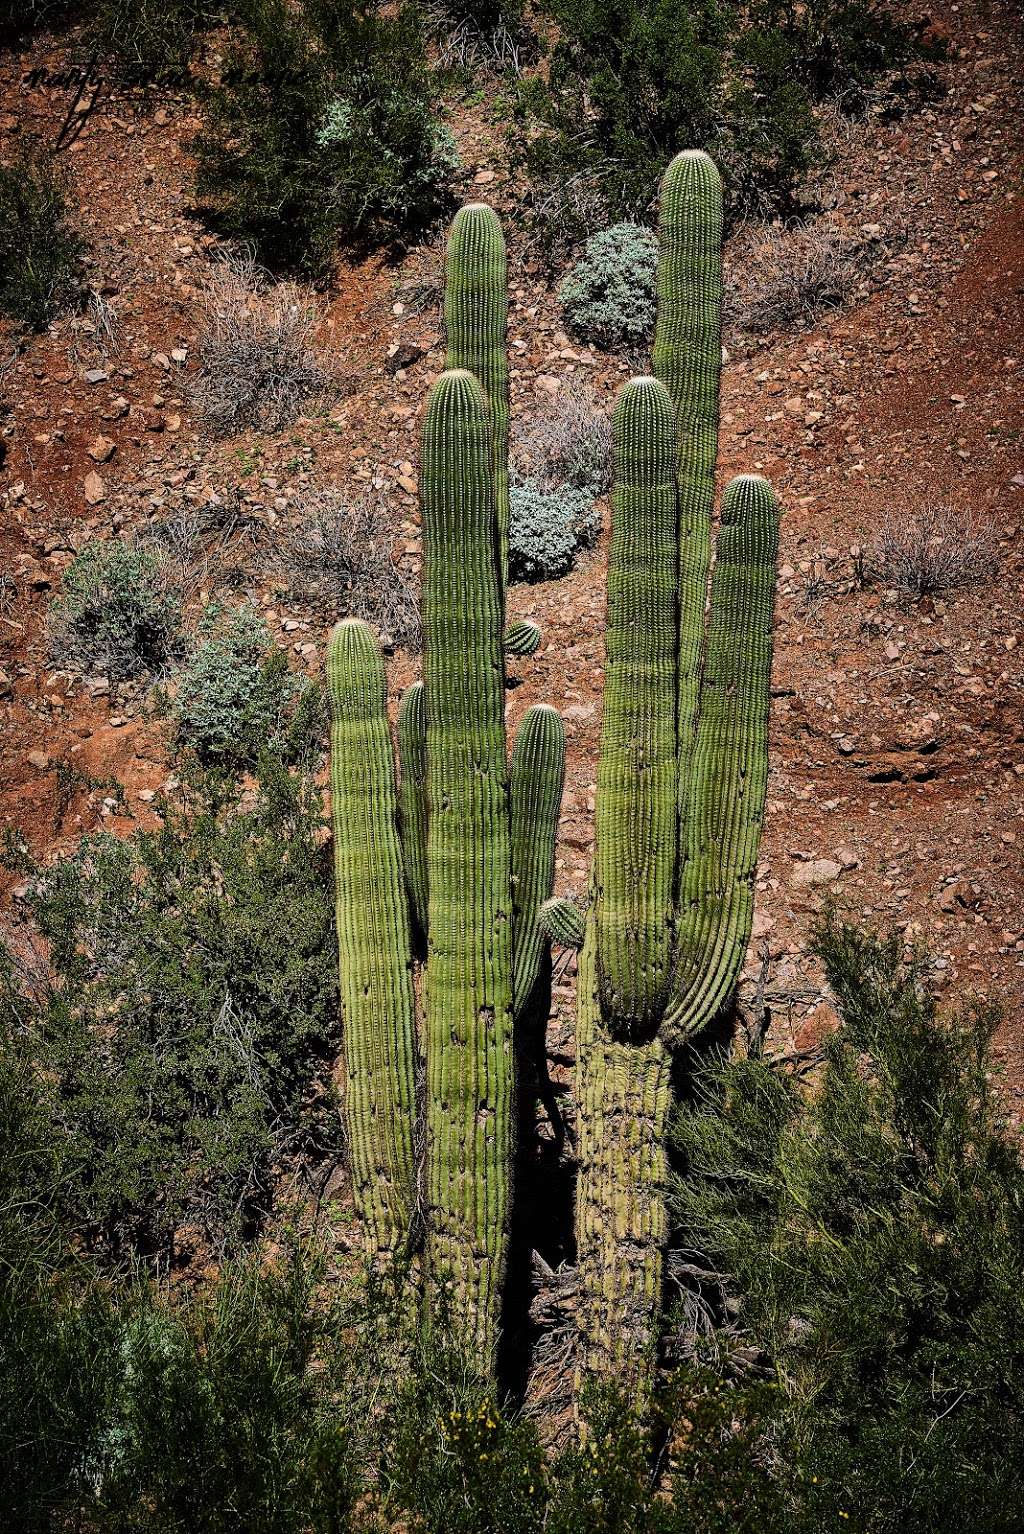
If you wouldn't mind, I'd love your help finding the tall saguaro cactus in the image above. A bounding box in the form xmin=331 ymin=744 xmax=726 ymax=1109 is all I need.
xmin=561 ymin=150 xmax=780 ymax=1396
xmin=420 ymin=369 xmax=515 ymax=1353
xmin=328 ymin=149 xmax=777 ymax=1388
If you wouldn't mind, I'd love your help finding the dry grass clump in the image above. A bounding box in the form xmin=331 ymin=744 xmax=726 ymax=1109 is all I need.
xmin=726 ymin=219 xmax=866 ymax=337
xmin=188 ymin=249 xmax=336 ymax=436
xmin=277 ymin=484 xmax=420 ymax=651
xmin=866 ymin=504 xmax=1000 ymax=600
xmin=512 ymin=380 xmax=612 ymax=498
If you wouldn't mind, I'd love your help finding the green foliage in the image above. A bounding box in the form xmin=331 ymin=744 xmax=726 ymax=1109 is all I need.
xmin=512 ymin=0 xmax=929 ymax=252
xmin=0 ymin=152 xmax=83 ymax=331
xmin=3 ymin=762 xmax=338 ymax=1266
xmin=508 ymin=479 xmax=595 ymax=581
xmin=194 ymin=0 xmax=456 ymax=275
xmin=559 ymin=224 xmax=658 ymax=349
xmin=172 ymin=604 xmax=319 ymax=767
xmin=47 ymin=539 xmax=181 ymax=681
xmin=88 ymin=0 xmax=218 ymax=79
xmin=383 ymin=1326 xmax=546 ymax=1534
xmin=670 ymin=915 xmax=1024 ymax=1532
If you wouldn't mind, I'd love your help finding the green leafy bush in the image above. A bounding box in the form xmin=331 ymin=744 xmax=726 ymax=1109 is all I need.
xmin=172 ymin=604 xmax=319 ymax=767
xmin=512 ymin=0 xmax=930 ymax=253
xmin=88 ymin=0 xmax=214 ymax=79
xmin=509 ymin=480 xmax=596 ymax=582
xmin=47 ymin=540 xmax=181 ymax=681
xmin=0 ymin=153 xmax=83 ymax=331
xmin=194 ymin=0 xmax=456 ymax=276
xmin=558 ymin=224 xmax=658 ymax=349
xmin=670 ymin=915 xmax=1024 ymax=1533
xmin=3 ymin=762 xmax=338 ymax=1266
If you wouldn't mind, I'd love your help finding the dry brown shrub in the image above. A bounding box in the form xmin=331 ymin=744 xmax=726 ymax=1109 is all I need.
xmin=276 ymin=484 xmax=420 ymax=652
xmin=866 ymin=504 xmax=1000 ymax=601
xmin=188 ymin=249 xmax=336 ymax=436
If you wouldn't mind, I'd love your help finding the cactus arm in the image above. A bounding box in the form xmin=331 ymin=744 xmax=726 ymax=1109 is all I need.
xmin=504 ymin=618 xmax=542 ymax=658
xmin=574 ymin=906 xmax=671 ymax=1398
xmin=397 ymin=680 xmax=429 ymax=940
xmin=539 ymin=895 xmax=585 ymax=951
xmin=664 ymin=474 xmax=780 ymax=1045
xmin=444 ymin=203 xmax=510 ymax=591
xmin=651 ymin=150 xmax=724 ymax=825
xmin=420 ymin=368 xmax=514 ymax=1356
xmin=327 ymin=618 xmax=418 ymax=1261
xmin=594 ymin=377 xmax=679 ymax=1029
xmin=510 ymin=704 xmax=566 ymax=1019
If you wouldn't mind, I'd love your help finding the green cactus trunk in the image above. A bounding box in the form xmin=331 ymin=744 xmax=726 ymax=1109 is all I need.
xmin=594 ymin=377 xmax=679 ymax=1030
xmin=652 ymin=150 xmax=723 ymax=812
xmin=574 ymin=909 xmax=671 ymax=1395
xmin=327 ymin=619 xmax=418 ymax=1262
xmin=445 ymin=203 xmax=510 ymax=591
xmin=665 ymin=474 xmax=780 ymax=1043
xmin=510 ymin=704 xmax=566 ymax=1019
xmin=421 ymin=368 xmax=514 ymax=1357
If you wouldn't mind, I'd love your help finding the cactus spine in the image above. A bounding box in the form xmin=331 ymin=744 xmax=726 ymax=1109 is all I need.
xmin=397 ymin=681 xmax=428 ymax=939
xmin=327 ymin=619 xmax=417 ymax=1261
xmin=511 ymin=705 xmax=566 ymax=1018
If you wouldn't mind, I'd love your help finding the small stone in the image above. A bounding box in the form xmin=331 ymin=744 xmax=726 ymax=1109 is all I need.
xmin=83 ymin=470 xmax=107 ymax=504
xmin=27 ymin=750 xmax=50 ymax=771
xmin=88 ymin=434 xmax=116 ymax=462
xmin=791 ymin=858 xmax=843 ymax=888
xmin=84 ymin=368 xmax=108 ymax=385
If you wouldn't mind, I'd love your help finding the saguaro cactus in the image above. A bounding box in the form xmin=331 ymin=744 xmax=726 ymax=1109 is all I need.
xmin=327 ymin=619 xmax=418 ymax=1262
xmin=329 ymin=219 xmax=563 ymax=1356
xmin=560 ymin=150 xmax=780 ymax=1396
xmin=328 ymin=151 xmax=777 ymax=1385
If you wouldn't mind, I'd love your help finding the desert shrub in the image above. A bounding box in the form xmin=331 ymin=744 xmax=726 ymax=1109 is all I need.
xmin=512 ymin=0 xmax=931 ymax=256
xmin=277 ymin=485 xmax=420 ymax=651
xmin=512 ymin=382 xmax=612 ymax=498
xmin=670 ymin=915 xmax=1024 ymax=1533
xmin=0 ymin=0 xmax=78 ymax=43
xmin=0 ymin=153 xmax=83 ymax=331
xmin=558 ymin=224 xmax=658 ymax=349
xmin=47 ymin=540 xmax=181 ymax=681
xmin=865 ymin=504 xmax=1000 ymax=601
xmin=509 ymin=480 xmax=596 ymax=582
xmin=188 ymin=249 xmax=336 ymax=435
xmin=88 ymin=0 xmax=220 ymax=79
xmin=171 ymin=604 xmax=319 ymax=768
xmin=3 ymin=761 xmax=338 ymax=1266
xmin=194 ymin=0 xmax=456 ymax=276
xmin=725 ymin=218 xmax=864 ymax=336
xmin=421 ymin=0 xmax=535 ymax=73
xmin=96 ymin=1244 xmax=359 ymax=1532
